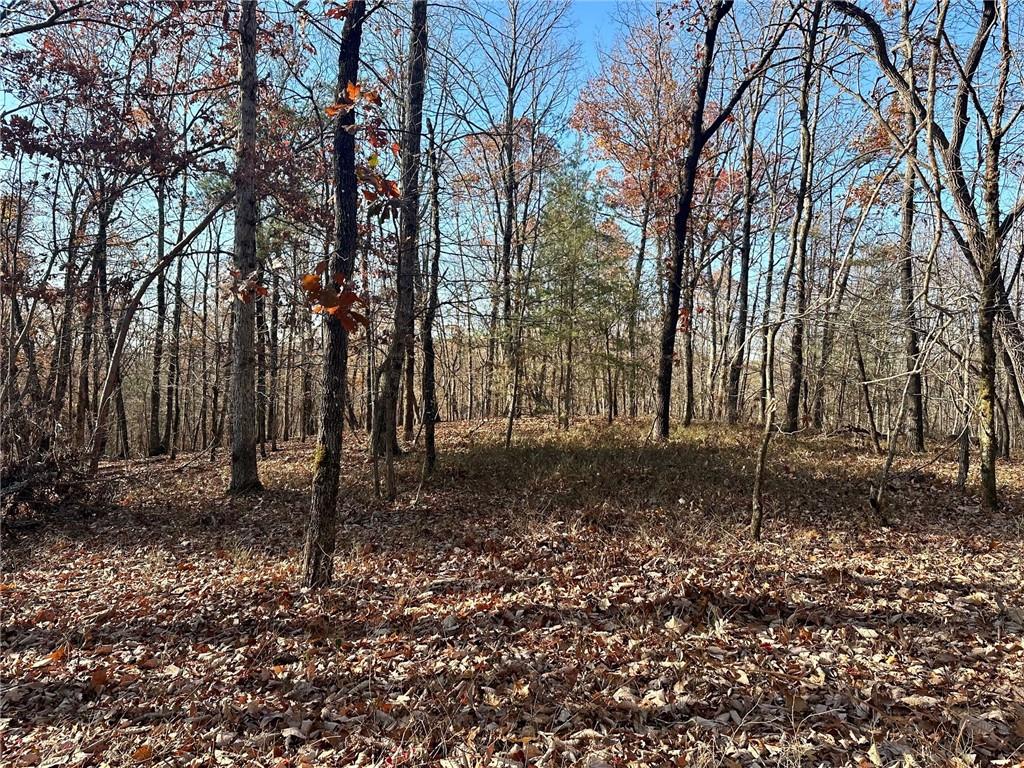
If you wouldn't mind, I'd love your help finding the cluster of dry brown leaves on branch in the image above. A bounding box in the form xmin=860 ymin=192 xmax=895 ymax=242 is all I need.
xmin=2 ymin=420 xmax=1023 ymax=767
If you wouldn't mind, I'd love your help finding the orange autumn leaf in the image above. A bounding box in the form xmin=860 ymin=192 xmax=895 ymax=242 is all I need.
xmin=131 ymin=745 xmax=154 ymax=762
xmin=90 ymin=665 xmax=108 ymax=692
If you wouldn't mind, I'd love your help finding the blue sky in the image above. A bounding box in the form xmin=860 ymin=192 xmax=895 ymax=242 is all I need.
xmin=568 ymin=0 xmax=626 ymax=77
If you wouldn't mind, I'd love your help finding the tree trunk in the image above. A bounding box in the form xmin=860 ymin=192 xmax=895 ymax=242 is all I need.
xmin=301 ymin=309 xmax=314 ymax=440
xmin=165 ymin=176 xmax=187 ymax=459
xmin=269 ymin=269 xmax=279 ymax=451
xmin=759 ymin=201 xmax=780 ymax=421
xmin=784 ymin=0 xmax=822 ymax=433
xmin=50 ymin=184 xmax=81 ymax=416
xmin=977 ymin=260 xmax=999 ymax=509
xmin=76 ymin=260 xmax=97 ymax=446
xmin=657 ymin=141 xmax=703 ymax=438
xmin=853 ymin=329 xmax=883 ymax=455
xmin=228 ymin=0 xmax=262 ymax=493
xmin=900 ymin=1 xmax=925 ymax=451
xmin=95 ymin=203 xmax=129 ymax=459
xmin=373 ymin=0 xmax=427 ymax=461
xmin=655 ymin=1 xmax=733 ymax=439
xmin=302 ymin=0 xmax=366 ymax=587
xmin=148 ymin=180 xmax=167 ymax=456
xmin=256 ymin=292 xmax=268 ymax=458
xmin=403 ymin=340 xmax=415 ymax=442
xmin=88 ymin=194 xmax=233 ymax=473
xmin=421 ymin=121 xmax=442 ymax=477
xmin=726 ymin=91 xmax=762 ymax=424
xmin=628 ymin=190 xmax=653 ymax=419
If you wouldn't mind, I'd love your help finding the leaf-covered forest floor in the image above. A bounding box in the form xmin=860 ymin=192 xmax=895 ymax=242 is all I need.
xmin=3 ymin=420 xmax=1023 ymax=767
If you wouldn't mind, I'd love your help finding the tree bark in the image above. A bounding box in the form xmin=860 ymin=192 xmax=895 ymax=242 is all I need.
xmin=655 ymin=1 xmax=732 ymax=438
xmin=853 ymin=329 xmax=883 ymax=455
xmin=88 ymin=193 xmax=233 ymax=473
xmin=302 ymin=0 xmax=366 ymax=587
xmin=165 ymin=176 xmax=187 ymax=459
xmin=783 ymin=0 xmax=822 ymax=433
xmin=726 ymin=89 xmax=762 ymax=424
xmin=373 ymin=0 xmax=427 ymax=462
xmin=421 ymin=120 xmax=442 ymax=476
xmin=255 ymin=291 xmax=268 ymax=458
xmin=269 ymin=268 xmax=279 ymax=451
xmin=148 ymin=180 xmax=167 ymax=456
xmin=228 ymin=0 xmax=262 ymax=493
xmin=900 ymin=0 xmax=925 ymax=451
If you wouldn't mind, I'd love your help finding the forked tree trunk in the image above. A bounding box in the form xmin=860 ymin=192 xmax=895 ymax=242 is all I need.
xmin=784 ymin=0 xmax=822 ymax=433
xmin=373 ymin=0 xmax=427 ymax=461
xmin=828 ymin=0 xmax=1010 ymax=509
xmin=656 ymin=0 xmax=739 ymax=437
xmin=655 ymin=0 xmax=795 ymax=437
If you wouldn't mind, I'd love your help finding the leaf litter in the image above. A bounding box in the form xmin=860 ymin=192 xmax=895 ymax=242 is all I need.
xmin=2 ymin=420 xmax=1022 ymax=766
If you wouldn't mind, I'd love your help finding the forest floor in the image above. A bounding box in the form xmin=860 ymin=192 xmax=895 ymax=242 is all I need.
xmin=2 ymin=419 xmax=1023 ymax=768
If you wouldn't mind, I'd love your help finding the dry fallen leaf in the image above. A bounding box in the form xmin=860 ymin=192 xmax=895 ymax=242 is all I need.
xmin=89 ymin=666 xmax=108 ymax=693
xmin=2 ymin=422 xmax=1021 ymax=767
xmin=131 ymin=745 xmax=153 ymax=763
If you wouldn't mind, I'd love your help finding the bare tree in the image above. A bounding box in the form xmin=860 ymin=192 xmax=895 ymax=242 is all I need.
xmin=372 ymin=0 xmax=427 ymax=496
xmin=228 ymin=0 xmax=262 ymax=493
xmin=831 ymin=0 xmax=1024 ymax=508
xmin=303 ymin=0 xmax=368 ymax=588
xmin=655 ymin=0 xmax=795 ymax=438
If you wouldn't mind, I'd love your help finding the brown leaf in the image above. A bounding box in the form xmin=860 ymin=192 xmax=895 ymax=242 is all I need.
xmin=131 ymin=745 xmax=153 ymax=763
xmin=90 ymin=666 xmax=108 ymax=693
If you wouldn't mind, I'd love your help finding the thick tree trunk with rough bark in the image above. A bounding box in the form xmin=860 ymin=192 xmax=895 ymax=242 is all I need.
xmin=228 ymin=0 xmax=262 ymax=493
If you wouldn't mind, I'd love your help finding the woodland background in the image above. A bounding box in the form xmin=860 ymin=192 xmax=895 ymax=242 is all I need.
xmin=1 ymin=0 xmax=1024 ymax=765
